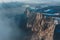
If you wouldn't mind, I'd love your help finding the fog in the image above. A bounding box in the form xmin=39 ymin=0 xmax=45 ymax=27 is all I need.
xmin=0 ymin=4 xmax=27 ymax=40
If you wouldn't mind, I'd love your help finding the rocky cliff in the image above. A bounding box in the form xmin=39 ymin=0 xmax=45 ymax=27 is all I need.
xmin=25 ymin=8 xmax=56 ymax=40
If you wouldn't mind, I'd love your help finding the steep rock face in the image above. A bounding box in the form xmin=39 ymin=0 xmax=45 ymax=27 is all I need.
xmin=25 ymin=9 xmax=55 ymax=40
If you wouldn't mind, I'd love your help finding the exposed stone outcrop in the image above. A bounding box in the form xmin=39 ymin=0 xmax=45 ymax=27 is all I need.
xmin=25 ymin=8 xmax=56 ymax=40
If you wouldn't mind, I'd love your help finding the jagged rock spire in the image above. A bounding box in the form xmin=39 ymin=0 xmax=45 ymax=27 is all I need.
xmin=25 ymin=8 xmax=56 ymax=40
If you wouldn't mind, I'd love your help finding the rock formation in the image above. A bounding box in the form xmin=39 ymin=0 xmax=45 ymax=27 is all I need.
xmin=25 ymin=8 xmax=56 ymax=40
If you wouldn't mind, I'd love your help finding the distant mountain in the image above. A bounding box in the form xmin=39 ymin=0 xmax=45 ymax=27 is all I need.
xmin=0 ymin=2 xmax=25 ymax=9
xmin=36 ymin=6 xmax=60 ymax=13
xmin=26 ymin=6 xmax=60 ymax=18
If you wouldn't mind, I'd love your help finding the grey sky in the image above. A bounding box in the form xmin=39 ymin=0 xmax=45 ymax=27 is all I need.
xmin=0 ymin=0 xmax=60 ymax=3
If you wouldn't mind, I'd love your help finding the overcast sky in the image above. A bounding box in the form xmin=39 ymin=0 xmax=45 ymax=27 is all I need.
xmin=0 ymin=0 xmax=60 ymax=3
